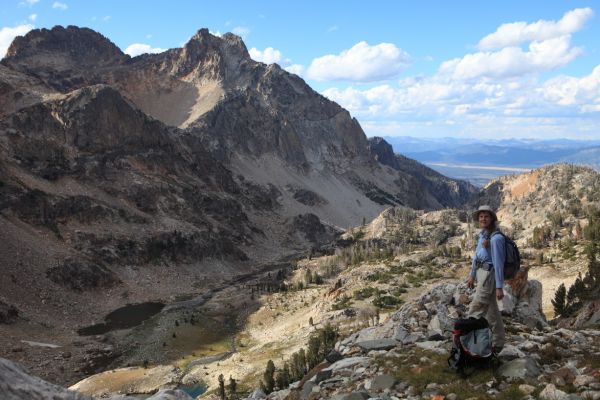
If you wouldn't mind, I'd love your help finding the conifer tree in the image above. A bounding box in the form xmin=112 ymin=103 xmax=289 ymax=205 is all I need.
xmin=275 ymin=371 xmax=284 ymax=391
xmin=552 ymin=283 xmax=566 ymax=317
xmin=282 ymin=362 xmax=291 ymax=387
xmin=290 ymin=352 xmax=300 ymax=381
xmin=263 ymin=360 xmax=275 ymax=393
xmin=228 ymin=376 xmax=237 ymax=400
xmin=298 ymin=348 xmax=307 ymax=376
xmin=307 ymin=335 xmax=321 ymax=369
xmin=218 ymin=374 xmax=225 ymax=400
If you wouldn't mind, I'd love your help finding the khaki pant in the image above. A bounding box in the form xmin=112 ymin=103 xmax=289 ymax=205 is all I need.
xmin=468 ymin=267 xmax=506 ymax=348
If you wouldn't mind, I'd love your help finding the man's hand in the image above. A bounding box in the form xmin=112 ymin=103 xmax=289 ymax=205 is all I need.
xmin=496 ymin=288 xmax=504 ymax=300
xmin=467 ymin=276 xmax=475 ymax=289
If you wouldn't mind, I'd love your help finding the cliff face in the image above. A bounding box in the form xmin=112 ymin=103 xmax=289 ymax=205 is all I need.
xmin=0 ymin=25 xmax=477 ymax=384
xmin=368 ymin=137 xmax=477 ymax=208
xmin=2 ymin=26 xmax=473 ymax=216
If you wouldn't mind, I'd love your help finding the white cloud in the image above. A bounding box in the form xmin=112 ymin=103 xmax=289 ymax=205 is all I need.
xmin=124 ymin=43 xmax=166 ymax=57
xmin=542 ymin=65 xmax=600 ymax=110
xmin=19 ymin=0 xmax=39 ymax=6
xmin=102 ymin=16 xmax=111 ymax=21
xmin=322 ymin=62 xmax=600 ymax=139
xmin=0 ymin=24 xmax=34 ymax=58
xmin=249 ymin=47 xmax=284 ymax=64
xmin=316 ymin=9 xmax=599 ymax=140
xmin=440 ymin=35 xmax=582 ymax=80
xmin=327 ymin=25 xmax=339 ymax=32
xmin=285 ymin=64 xmax=305 ymax=76
xmin=248 ymin=46 xmax=305 ymax=76
xmin=306 ymin=41 xmax=411 ymax=82
xmin=478 ymin=8 xmax=594 ymax=50
xmin=232 ymin=26 xmax=250 ymax=38
xmin=52 ymin=2 xmax=68 ymax=10
xmin=28 ymin=14 xmax=37 ymax=22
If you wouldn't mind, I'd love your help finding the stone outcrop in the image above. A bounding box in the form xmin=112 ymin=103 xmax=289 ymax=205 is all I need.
xmin=246 ymin=282 xmax=600 ymax=400
xmin=369 ymin=137 xmax=477 ymax=208
xmin=0 ymin=299 xmax=19 ymax=324
xmin=0 ymin=357 xmax=92 ymax=399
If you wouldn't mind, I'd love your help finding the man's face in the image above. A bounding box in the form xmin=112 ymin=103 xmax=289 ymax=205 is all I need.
xmin=478 ymin=211 xmax=493 ymax=229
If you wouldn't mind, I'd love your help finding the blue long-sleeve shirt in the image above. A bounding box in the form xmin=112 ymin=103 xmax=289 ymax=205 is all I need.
xmin=470 ymin=230 xmax=506 ymax=289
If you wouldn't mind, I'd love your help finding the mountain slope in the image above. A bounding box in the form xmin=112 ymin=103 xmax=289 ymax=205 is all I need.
xmin=0 ymin=25 xmax=476 ymax=384
xmin=2 ymin=26 xmax=475 ymax=223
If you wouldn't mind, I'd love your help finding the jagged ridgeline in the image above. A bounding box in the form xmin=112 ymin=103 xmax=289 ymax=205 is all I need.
xmin=0 ymin=25 xmax=476 ymax=385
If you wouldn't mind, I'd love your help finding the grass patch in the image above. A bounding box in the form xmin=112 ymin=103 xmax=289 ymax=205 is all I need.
xmin=440 ymin=381 xmax=493 ymax=400
xmin=366 ymin=271 xmax=394 ymax=283
xmin=376 ymin=348 xmax=496 ymax=396
xmin=538 ymin=343 xmax=564 ymax=365
xmin=581 ymin=352 xmax=600 ymax=370
xmin=353 ymin=287 xmax=381 ymax=300
xmin=496 ymin=384 xmax=528 ymax=400
xmin=331 ymin=294 xmax=353 ymax=310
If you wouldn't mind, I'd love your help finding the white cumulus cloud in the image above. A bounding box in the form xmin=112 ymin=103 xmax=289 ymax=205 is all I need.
xmin=249 ymin=46 xmax=305 ymax=76
xmin=306 ymin=41 xmax=411 ymax=82
xmin=285 ymin=64 xmax=305 ymax=76
xmin=52 ymin=2 xmax=68 ymax=10
xmin=28 ymin=14 xmax=37 ymax=22
xmin=124 ymin=43 xmax=166 ymax=57
xmin=439 ymin=35 xmax=582 ymax=80
xmin=0 ymin=24 xmax=34 ymax=58
xmin=542 ymin=65 xmax=600 ymax=110
xmin=232 ymin=26 xmax=250 ymax=38
xmin=478 ymin=8 xmax=594 ymax=50
xmin=19 ymin=0 xmax=39 ymax=6
xmin=249 ymin=47 xmax=283 ymax=64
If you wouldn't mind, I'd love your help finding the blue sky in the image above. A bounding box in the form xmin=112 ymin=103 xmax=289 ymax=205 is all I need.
xmin=1 ymin=0 xmax=600 ymax=140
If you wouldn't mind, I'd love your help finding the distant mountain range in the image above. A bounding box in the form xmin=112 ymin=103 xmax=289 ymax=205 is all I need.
xmin=381 ymin=136 xmax=600 ymax=185
xmin=382 ymin=136 xmax=600 ymax=168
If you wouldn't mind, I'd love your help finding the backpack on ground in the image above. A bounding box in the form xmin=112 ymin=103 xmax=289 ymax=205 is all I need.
xmin=491 ymin=231 xmax=521 ymax=280
xmin=447 ymin=317 xmax=495 ymax=375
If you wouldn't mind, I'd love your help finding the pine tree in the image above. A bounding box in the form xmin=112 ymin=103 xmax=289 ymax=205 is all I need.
xmin=263 ymin=360 xmax=275 ymax=394
xmin=282 ymin=362 xmax=291 ymax=386
xmin=218 ymin=374 xmax=225 ymax=400
xmin=298 ymin=348 xmax=307 ymax=376
xmin=307 ymin=335 xmax=321 ymax=369
xmin=228 ymin=376 xmax=237 ymax=400
xmin=290 ymin=352 xmax=300 ymax=381
xmin=552 ymin=283 xmax=566 ymax=317
xmin=304 ymin=269 xmax=312 ymax=285
xmin=275 ymin=371 xmax=284 ymax=391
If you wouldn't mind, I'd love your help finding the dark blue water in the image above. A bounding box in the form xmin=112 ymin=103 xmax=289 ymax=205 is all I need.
xmin=77 ymin=302 xmax=165 ymax=335
xmin=178 ymin=383 xmax=207 ymax=397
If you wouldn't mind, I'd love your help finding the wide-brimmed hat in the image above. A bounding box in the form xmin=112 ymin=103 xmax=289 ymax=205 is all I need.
xmin=472 ymin=205 xmax=497 ymax=222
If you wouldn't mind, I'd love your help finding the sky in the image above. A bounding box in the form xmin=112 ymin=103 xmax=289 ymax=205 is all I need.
xmin=1 ymin=0 xmax=600 ymax=140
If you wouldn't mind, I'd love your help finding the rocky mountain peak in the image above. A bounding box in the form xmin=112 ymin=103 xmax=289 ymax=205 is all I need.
xmin=3 ymin=25 xmax=126 ymax=68
xmin=168 ymin=28 xmax=250 ymax=80
xmin=368 ymin=136 xmax=398 ymax=168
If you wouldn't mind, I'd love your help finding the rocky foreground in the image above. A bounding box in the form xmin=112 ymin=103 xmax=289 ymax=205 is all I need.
xmin=3 ymin=271 xmax=599 ymax=400
xmin=241 ymin=278 xmax=600 ymax=400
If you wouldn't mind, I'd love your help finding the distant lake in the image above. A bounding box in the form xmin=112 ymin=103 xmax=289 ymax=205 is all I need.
xmin=426 ymin=163 xmax=532 ymax=187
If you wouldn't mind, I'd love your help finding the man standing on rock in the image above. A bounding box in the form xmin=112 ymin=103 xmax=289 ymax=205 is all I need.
xmin=466 ymin=205 xmax=506 ymax=353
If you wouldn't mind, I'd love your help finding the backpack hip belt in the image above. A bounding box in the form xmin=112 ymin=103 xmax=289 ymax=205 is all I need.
xmin=476 ymin=261 xmax=493 ymax=271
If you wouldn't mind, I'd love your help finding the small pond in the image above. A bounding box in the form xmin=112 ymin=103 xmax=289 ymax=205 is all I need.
xmin=78 ymin=301 xmax=165 ymax=335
